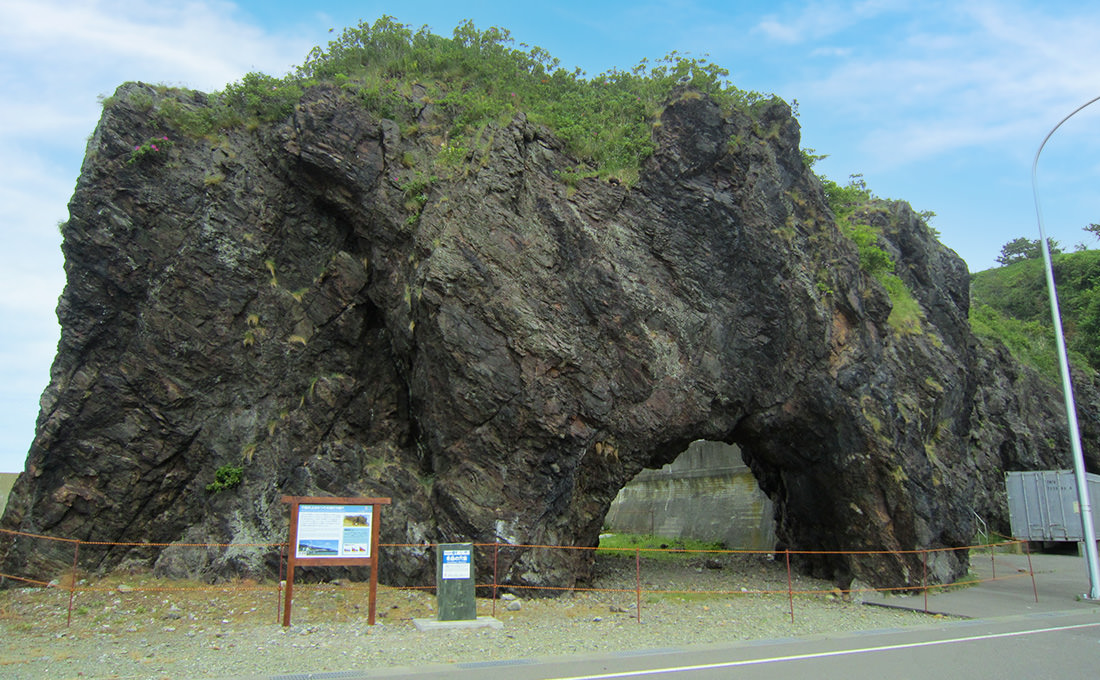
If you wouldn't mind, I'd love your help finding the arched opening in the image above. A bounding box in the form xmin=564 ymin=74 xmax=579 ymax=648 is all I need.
xmin=603 ymin=440 xmax=776 ymax=549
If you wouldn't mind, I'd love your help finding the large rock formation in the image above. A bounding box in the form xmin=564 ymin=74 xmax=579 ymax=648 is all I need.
xmin=2 ymin=82 xmax=1095 ymax=590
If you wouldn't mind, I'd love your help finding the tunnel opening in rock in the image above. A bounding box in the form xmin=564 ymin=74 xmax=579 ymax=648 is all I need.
xmin=603 ymin=440 xmax=777 ymax=550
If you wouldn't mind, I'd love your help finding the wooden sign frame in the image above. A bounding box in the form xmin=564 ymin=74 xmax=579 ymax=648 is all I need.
xmin=280 ymin=495 xmax=391 ymax=627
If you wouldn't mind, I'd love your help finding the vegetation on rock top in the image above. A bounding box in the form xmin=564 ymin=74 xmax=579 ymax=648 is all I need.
xmin=125 ymin=16 xmax=775 ymax=185
xmin=821 ymin=174 xmax=927 ymax=333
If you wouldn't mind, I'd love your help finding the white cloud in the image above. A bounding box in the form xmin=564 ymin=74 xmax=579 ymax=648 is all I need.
xmin=784 ymin=2 xmax=1100 ymax=168
xmin=752 ymin=0 xmax=899 ymax=44
xmin=1 ymin=0 xmax=313 ymax=89
xmin=809 ymin=46 xmax=853 ymax=58
xmin=754 ymin=17 xmax=803 ymax=43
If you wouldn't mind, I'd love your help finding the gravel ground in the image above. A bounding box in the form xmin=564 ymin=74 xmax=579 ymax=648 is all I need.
xmin=0 ymin=553 xmax=942 ymax=679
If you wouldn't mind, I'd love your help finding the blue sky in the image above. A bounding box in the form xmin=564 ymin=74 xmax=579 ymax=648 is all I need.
xmin=2 ymin=0 xmax=1099 ymax=473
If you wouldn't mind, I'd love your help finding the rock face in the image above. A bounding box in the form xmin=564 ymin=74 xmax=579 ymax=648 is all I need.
xmin=2 ymin=83 xmax=1095 ymax=590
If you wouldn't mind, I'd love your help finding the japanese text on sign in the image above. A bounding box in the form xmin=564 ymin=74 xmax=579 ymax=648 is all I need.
xmin=294 ymin=504 xmax=373 ymax=559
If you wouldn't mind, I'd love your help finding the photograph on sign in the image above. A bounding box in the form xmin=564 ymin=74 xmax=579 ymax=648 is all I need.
xmin=441 ymin=548 xmax=472 ymax=580
xmin=295 ymin=504 xmax=373 ymax=558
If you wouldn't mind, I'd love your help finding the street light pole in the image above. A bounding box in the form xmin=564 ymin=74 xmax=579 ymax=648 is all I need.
xmin=1030 ymin=94 xmax=1100 ymax=601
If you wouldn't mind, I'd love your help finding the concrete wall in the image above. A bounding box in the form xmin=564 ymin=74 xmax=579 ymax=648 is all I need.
xmin=0 ymin=473 xmax=15 ymax=516
xmin=604 ymin=440 xmax=776 ymax=549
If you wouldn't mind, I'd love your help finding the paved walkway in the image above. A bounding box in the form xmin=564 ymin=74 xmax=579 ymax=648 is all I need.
xmin=863 ymin=550 xmax=1100 ymax=618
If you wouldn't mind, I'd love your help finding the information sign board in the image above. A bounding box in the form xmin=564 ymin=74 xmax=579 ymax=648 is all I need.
xmin=281 ymin=496 xmax=390 ymax=627
xmin=294 ymin=504 xmax=373 ymax=559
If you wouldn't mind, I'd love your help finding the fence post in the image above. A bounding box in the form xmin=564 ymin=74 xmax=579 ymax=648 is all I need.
xmin=492 ymin=542 xmax=499 ymax=618
xmin=66 ymin=541 xmax=80 ymax=628
xmin=785 ymin=549 xmax=794 ymax=624
xmin=635 ymin=548 xmax=642 ymax=624
xmin=1024 ymin=540 xmax=1038 ymax=603
xmin=276 ymin=543 xmax=285 ymax=624
xmin=922 ymin=550 xmax=929 ymax=613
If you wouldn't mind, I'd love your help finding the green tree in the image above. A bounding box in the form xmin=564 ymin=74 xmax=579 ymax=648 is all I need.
xmin=996 ymin=237 xmax=1062 ymax=265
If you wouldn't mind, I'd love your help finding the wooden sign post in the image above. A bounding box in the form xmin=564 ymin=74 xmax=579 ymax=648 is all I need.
xmin=280 ymin=496 xmax=391 ymax=627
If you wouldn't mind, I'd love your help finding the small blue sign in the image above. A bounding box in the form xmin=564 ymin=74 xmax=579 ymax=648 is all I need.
xmin=442 ymin=548 xmax=472 ymax=579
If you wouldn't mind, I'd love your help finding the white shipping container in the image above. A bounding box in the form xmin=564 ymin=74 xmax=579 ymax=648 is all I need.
xmin=1005 ymin=470 xmax=1100 ymax=541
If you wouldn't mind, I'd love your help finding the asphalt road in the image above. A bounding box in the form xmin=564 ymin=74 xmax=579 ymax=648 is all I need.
xmin=305 ymin=609 xmax=1099 ymax=680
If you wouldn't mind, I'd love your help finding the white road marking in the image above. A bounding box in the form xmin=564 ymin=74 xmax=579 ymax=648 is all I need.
xmin=550 ymin=621 xmax=1100 ymax=679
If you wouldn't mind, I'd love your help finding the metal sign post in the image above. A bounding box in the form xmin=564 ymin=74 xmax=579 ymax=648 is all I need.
xmin=281 ymin=496 xmax=391 ymax=627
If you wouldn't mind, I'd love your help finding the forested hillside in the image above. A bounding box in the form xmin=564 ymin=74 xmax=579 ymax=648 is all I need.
xmin=970 ymin=248 xmax=1100 ymax=381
